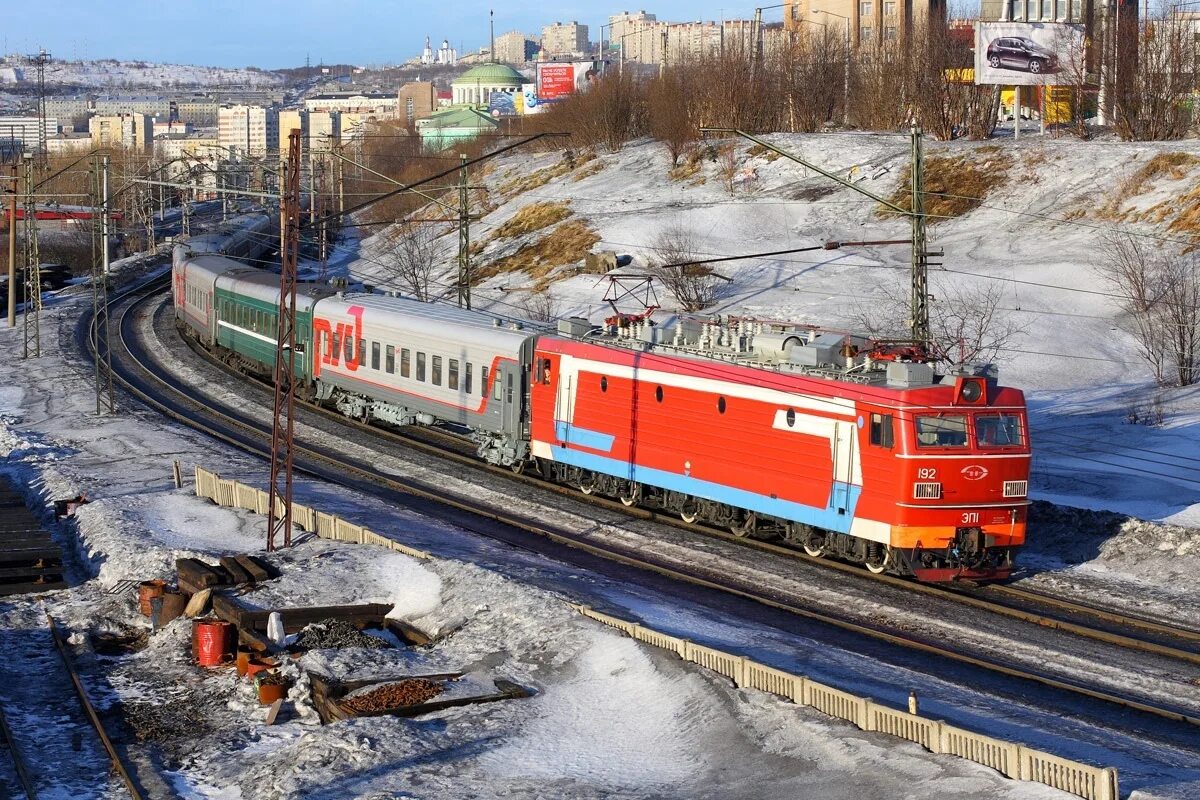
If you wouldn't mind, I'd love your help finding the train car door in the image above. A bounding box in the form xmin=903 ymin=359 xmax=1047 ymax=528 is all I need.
xmin=498 ymin=362 xmax=525 ymax=436
xmin=530 ymin=351 xmax=561 ymax=445
xmin=832 ymin=420 xmax=855 ymax=515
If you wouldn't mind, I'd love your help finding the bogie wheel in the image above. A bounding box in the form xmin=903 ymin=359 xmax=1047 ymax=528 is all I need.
xmin=865 ymin=545 xmax=893 ymax=574
xmin=680 ymin=503 xmax=699 ymax=524
xmin=730 ymin=514 xmax=756 ymax=538
xmin=510 ymin=460 xmax=526 ymax=475
xmin=619 ymin=484 xmax=640 ymax=507
xmin=579 ymin=480 xmax=595 ymax=495
xmin=802 ymin=536 xmax=827 ymax=558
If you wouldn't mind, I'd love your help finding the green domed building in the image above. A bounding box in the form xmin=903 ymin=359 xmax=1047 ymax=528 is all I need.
xmin=450 ymin=63 xmax=526 ymax=106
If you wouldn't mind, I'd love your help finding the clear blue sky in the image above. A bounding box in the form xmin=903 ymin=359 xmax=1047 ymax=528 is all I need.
xmin=3 ymin=1 xmax=783 ymax=69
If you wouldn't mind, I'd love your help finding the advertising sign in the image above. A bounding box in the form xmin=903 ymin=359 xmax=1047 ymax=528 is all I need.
xmin=537 ymin=61 xmax=604 ymax=101
xmin=974 ymin=22 xmax=1084 ymax=86
xmin=488 ymin=91 xmax=517 ymax=117
xmin=519 ymin=83 xmax=542 ymax=115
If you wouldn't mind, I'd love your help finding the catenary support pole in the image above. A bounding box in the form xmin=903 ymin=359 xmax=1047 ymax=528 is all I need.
xmin=457 ymin=153 xmax=471 ymax=310
xmin=6 ymin=162 xmax=16 ymax=327
xmin=267 ymin=129 xmax=303 ymax=552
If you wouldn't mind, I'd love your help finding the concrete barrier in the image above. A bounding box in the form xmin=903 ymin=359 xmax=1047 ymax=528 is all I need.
xmin=193 ymin=466 xmax=430 ymax=560
xmin=573 ymin=604 xmax=1118 ymax=800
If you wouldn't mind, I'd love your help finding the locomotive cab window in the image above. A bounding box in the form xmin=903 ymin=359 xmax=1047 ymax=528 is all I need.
xmin=538 ymin=358 xmax=551 ymax=384
xmin=870 ymin=413 xmax=894 ymax=448
xmin=975 ymin=413 xmax=1024 ymax=448
xmin=916 ymin=415 xmax=968 ymax=448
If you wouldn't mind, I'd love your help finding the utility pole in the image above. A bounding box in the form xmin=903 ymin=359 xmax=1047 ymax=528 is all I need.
xmin=6 ymin=162 xmax=16 ymax=327
xmin=266 ymin=129 xmax=303 ymax=553
xmin=457 ymin=153 xmax=471 ymax=309
xmin=21 ymin=157 xmax=41 ymax=358
xmin=30 ymin=50 xmax=51 ymax=170
xmin=702 ymin=127 xmax=932 ymax=346
xmin=92 ymin=155 xmax=115 ymax=414
xmin=909 ymin=126 xmax=930 ymax=345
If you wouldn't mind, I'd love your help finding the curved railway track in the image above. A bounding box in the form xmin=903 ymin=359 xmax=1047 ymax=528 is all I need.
xmin=90 ymin=276 xmax=1200 ymax=738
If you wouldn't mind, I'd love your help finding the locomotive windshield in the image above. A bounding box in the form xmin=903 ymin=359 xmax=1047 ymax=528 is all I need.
xmin=975 ymin=413 xmax=1024 ymax=448
xmin=915 ymin=415 xmax=969 ymax=447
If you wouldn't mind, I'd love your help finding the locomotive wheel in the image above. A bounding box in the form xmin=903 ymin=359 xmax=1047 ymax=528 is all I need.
xmin=865 ymin=545 xmax=893 ymax=574
xmin=579 ymin=477 xmax=596 ymax=495
xmin=680 ymin=501 xmax=699 ymax=524
xmin=619 ymin=484 xmax=640 ymax=507
xmin=730 ymin=514 xmax=756 ymax=538
xmin=802 ymin=535 xmax=827 ymax=558
xmin=510 ymin=460 xmax=526 ymax=475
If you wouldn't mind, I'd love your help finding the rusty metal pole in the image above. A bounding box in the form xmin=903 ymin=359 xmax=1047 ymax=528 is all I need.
xmin=267 ymin=129 xmax=303 ymax=552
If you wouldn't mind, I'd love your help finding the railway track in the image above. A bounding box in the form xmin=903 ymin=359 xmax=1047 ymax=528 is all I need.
xmin=91 ymin=277 xmax=1200 ymax=738
xmin=0 ymin=612 xmax=143 ymax=799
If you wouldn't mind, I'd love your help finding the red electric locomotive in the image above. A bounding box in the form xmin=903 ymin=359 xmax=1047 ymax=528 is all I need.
xmin=527 ymin=317 xmax=1029 ymax=581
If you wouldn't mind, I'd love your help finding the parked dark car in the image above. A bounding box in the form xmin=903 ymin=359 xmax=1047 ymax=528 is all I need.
xmin=986 ymin=36 xmax=1059 ymax=74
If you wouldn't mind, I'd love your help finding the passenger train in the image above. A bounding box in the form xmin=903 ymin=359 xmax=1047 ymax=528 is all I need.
xmin=172 ymin=220 xmax=1031 ymax=582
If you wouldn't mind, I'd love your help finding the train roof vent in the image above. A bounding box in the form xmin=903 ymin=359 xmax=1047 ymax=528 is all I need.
xmin=557 ymin=316 xmax=593 ymax=338
xmin=886 ymin=361 xmax=935 ymax=388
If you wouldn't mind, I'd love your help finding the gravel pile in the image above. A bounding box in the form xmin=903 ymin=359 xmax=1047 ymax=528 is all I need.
xmin=293 ymin=619 xmax=393 ymax=651
xmin=341 ymin=679 xmax=444 ymax=714
xmin=123 ymin=691 xmax=219 ymax=742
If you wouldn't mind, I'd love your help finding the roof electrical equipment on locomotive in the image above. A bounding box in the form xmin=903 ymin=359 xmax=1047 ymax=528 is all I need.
xmin=173 ymin=232 xmax=1030 ymax=584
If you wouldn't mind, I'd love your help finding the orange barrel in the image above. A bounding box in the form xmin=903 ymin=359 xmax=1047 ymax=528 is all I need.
xmin=137 ymin=580 xmax=167 ymax=617
xmin=193 ymin=620 xmax=235 ymax=667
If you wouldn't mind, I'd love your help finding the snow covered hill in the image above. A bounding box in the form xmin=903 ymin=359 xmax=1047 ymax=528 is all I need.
xmin=350 ymin=133 xmax=1200 ymax=528
xmin=0 ymin=56 xmax=282 ymax=88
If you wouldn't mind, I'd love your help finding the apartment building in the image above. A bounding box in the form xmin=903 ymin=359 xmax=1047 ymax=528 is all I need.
xmin=88 ymin=114 xmax=152 ymax=152
xmin=542 ymin=21 xmax=590 ymax=56
xmin=494 ymin=30 xmax=539 ymax=64
xmin=218 ymin=105 xmax=279 ymax=156
xmin=784 ymin=0 xmax=945 ymax=46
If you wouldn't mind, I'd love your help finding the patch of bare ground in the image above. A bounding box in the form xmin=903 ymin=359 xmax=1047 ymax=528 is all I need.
xmin=474 ymin=220 xmax=600 ymax=285
xmin=886 ymin=151 xmax=1011 ymax=222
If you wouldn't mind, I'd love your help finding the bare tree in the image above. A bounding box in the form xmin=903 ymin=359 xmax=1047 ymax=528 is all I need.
xmin=1113 ymin=15 xmax=1197 ymax=141
xmin=515 ymin=290 xmax=560 ymax=322
xmin=1098 ymin=230 xmax=1171 ymax=384
xmin=647 ymin=221 xmax=729 ymax=312
xmin=855 ymin=277 xmax=1026 ymax=366
xmin=380 ymin=222 xmax=446 ymax=301
xmin=647 ymin=69 xmax=695 ymax=166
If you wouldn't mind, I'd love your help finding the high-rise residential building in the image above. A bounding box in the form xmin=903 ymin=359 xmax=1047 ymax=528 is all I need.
xmin=88 ymin=114 xmax=152 ymax=152
xmin=609 ymin=10 xmax=657 ymax=57
xmin=784 ymin=0 xmax=945 ymax=46
xmin=218 ymin=105 xmax=279 ymax=156
xmin=0 ymin=116 xmax=58 ymax=154
xmin=541 ymin=21 xmax=590 ymax=56
xmin=494 ymin=30 xmax=538 ymax=64
xmin=397 ymin=82 xmax=437 ymax=125
xmin=978 ymin=0 xmax=1087 ymax=21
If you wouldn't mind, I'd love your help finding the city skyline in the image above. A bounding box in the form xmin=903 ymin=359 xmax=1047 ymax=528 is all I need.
xmin=3 ymin=1 xmax=793 ymax=69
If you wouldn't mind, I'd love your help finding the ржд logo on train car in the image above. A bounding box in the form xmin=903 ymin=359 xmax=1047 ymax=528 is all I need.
xmin=312 ymin=306 xmax=364 ymax=376
xmin=961 ymin=464 xmax=989 ymax=481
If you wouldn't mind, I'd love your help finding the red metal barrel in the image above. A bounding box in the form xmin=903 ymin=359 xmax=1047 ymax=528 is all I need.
xmin=193 ymin=620 xmax=235 ymax=667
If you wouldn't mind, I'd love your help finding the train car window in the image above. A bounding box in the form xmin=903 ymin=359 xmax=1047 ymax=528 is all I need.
xmin=975 ymin=414 xmax=1024 ymax=448
xmin=344 ymin=336 xmax=353 ymax=364
xmin=400 ymin=348 xmax=410 ymax=378
xmin=786 ymin=408 xmax=796 ymax=427
xmin=448 ymin=359 xmax=459 ymax=390
xmin=331 ymin=332 xmax=341 ymax=360
xmin=481 ymin=367 xmax=489 ymax=398
xmin=416 ymin=352 xmax=427 ymax=382
xmin=465 ymin=363 xmax=473 ymax=395
xmin=371 ymin=342 xmax=381 ymax=371
xmin=506 ymin=373 xmax=514 ymax=404
xmin=718 ymin=397 xmax=726 ymax=414
xmin=385 ymin=345 xmax=395 ymax=374
xmin=537 ymin=358 xmax=550 ymax=384
xmin=359 ymin=339 xmax=366 ymax=366
xmin=916 ymin=415 xmax=968 ymax=447
xmin=870 ymin=413 xmax=894 ymax=448
xmin=432 ymin=355 xmax=443 ymax=385
xmin=493 ymin=370 xmax=503 ymax=401
xmin=600 ymin=376 xmax=608 ymax=392
xmin=655 ymin=386 xmax=664 ymax=403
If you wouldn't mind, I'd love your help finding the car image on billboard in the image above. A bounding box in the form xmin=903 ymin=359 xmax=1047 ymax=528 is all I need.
xmin=986 ymin=36 xmax=1060 ymax=74
xmin=974 ymin=22 xmax=1082 ymax=86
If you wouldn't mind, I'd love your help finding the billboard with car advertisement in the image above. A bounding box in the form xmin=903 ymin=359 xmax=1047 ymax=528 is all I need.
xmin=536 ymin=61 xmax=603 ymax=101
xmin=974 ymin=22 xmax=1084 ymax=86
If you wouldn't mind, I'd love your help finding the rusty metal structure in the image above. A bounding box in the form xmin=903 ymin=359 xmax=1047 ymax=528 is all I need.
xmin=266 ymin=129 xmax=303 ymax=551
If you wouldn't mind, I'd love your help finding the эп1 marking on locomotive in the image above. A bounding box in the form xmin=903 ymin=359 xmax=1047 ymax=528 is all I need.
xmin=173 ymin=235 xmax=1032 ymax=583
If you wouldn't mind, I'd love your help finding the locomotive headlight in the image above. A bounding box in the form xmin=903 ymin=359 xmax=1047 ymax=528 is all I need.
xmin=960 ymin=379 xmax=982 ymax=403
xmin=954 ymin=376 xmax=987 ymax=405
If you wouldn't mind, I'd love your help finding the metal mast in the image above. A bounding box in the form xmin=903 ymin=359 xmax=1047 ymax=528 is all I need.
xmin=909 ymin=126 xmax=930 ymax=345
xmin=92 ymin=155 xmax=115 ymax=413
xmin=21 ymin=157 xmax=40 ymax=358
xmin=30 ymin=50 xmax=51 ymax=170
xmin=457 ymin=154 xmax=471 ymax=309
xmin=266 ymin=129 xmax=303 ymax=552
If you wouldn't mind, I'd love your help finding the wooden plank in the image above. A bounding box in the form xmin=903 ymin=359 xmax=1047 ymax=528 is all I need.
xmin=176 ymin=558 xmax=226 ymax=588
xmin=0 ymin=580 xmax=67 ymax=596
xmin=385 ymin=618 xmax=434 ymax=647
xmin=228 ymin=602 xmax=394 ymax=633
xmin=0 ymin=547 xmax=65 ymax=561
xmin=219 ymin=556 xmax=253 ymax=586
xmin=0 ymin=565 xmax=65 ymax=578
xmin=233 ymin=554 xmax=271 ymax=583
